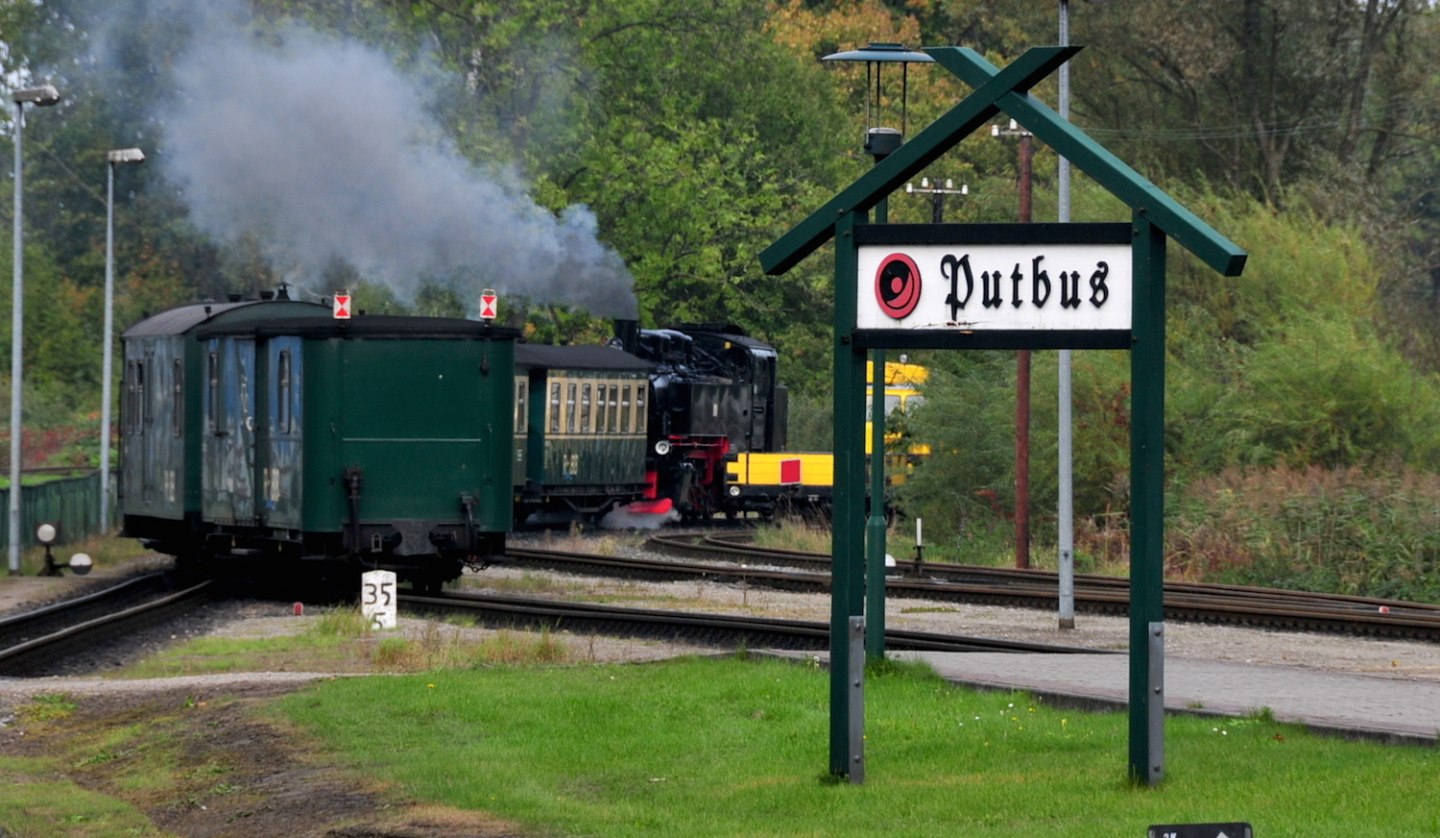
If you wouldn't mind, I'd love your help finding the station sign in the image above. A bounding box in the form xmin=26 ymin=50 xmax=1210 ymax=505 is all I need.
xmin=855 ymin=223 xmax=1132 ymax=340
xmin=1148 ymin=824 xmax=1253 ymax=838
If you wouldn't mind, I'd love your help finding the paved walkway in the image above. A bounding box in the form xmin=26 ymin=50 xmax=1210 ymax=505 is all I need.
xmin=878 ymin=651 xmax=1440 ymax=745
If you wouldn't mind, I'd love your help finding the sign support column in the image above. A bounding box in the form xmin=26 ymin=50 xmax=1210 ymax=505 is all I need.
xmin=1129 ymin=213 xmax=1166 ymax=785
xmin=866 ymin=193 xmax=888 ymax=660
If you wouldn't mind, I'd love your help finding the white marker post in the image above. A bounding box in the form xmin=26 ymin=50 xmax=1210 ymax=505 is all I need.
xmin=361 ymin=570 xmax=398 ymax=629
xmin=913 ymin=516 xmax=925 ymax=573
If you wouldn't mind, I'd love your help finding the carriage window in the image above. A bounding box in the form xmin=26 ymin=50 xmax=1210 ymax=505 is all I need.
xmin=608 ymin=385 xmax=619 ymax=433
xmin=139 ymin=361 xmax=150 ymax=427
xmin=566 ymin=382 xmax=577 ymax=433
xmin=550 ymin=382 xmax=561 ymax=434
xmin=122 ymin=362 xmax=131 ymax=434
xmin=581 ymin=383 xmax=593 ymax=433
xmin=207 ymin=351 xmax=219 ymax=433
xmin=515 ymin=380 xmax=527 ymax=434
xmin=124 ymin=361 xmax=138 ymax=434
xmin=278 ymin=350 xmax=292 ymax=433
xmin=172 ymin=359 xmax=183 ymax=436
xmin=621 ymin=385 xmax=632 ymax=433
xmin=635 ymin=387 xmax=646 ymax=432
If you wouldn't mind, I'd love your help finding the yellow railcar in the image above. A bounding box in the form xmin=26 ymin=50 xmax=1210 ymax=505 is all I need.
xmin=723 ymin=359 xmax=928 ymax=516
xmin=866 ymin=358 xmax=930 ymax=486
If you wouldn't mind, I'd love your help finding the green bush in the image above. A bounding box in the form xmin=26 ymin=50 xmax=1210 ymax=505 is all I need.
xmin=1172 ymin=466 xmax=1440 ymax=601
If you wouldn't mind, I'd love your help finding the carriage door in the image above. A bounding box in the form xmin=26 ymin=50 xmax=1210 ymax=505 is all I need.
xmin=122 ymin=348 xmax=153 ymax=506
xmin=260 ymin=338 xmax=304 ymax=529
xmin=202 ymin=337 xmax=258 ymax=525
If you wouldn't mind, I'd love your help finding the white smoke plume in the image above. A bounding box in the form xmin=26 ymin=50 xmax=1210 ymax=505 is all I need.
xmin=139 ymin=3 xmax=637 ymax=317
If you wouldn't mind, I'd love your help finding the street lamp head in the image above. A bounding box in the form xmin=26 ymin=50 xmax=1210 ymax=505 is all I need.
xmin=12 ymin=85 xmax=61 ymax=107
xmin=822 ymin=42 xmax=934 ymax=161
xmin=107 ymin=148 xmax=145 ymax=165
xmin=821 ymin=42 xmax=933 ymax=65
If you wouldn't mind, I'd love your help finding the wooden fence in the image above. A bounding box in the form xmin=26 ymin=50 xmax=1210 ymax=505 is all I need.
xmin=0 ymin=469 xmax=111 ymax=547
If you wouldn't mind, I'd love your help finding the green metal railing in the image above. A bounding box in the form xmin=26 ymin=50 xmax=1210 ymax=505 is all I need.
xmin=0 ymin=469 xmax=113 ymax=547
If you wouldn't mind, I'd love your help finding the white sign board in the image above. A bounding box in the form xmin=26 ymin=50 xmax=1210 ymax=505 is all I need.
xmin=361 ymin=569 xmax=398 ymax=629
xmin=857 ymin=237 xmax=1132 ymax=333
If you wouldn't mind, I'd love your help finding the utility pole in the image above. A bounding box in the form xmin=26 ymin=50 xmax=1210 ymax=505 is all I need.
xmin=1057 ymin=0 xmax=1076 ymax=627
xmin=993 ymin=118 xmax=1034 ymax=570
xmin=904 ymin=177 xmax=967 ymax=223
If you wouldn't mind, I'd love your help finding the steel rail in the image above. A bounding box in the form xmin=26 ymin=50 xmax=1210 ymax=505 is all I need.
xmin=0 ymin=572 xmax=174 ymax=641
xmin=525 ymin=535 xmax=1440 ymax=641
xmin=684 ymin=531 xmax=1440 ymax=614
xmin=0 ymin=580 xmax=215 ymax=676
xmin=399 ymin=589 xmax=1103 ymax=654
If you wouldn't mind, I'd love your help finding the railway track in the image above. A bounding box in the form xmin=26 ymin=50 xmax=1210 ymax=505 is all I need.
xmin=0 ymin=574 xmax=215 ymax=676
xmin=398 ymin=588 xmax=1103 ymax=654
xmin=505 ymin=533 xmax=1440 ymax=641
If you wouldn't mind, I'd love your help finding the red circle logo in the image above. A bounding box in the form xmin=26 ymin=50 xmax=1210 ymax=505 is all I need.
xmin=875 ymin=254 xmax=921 ymax=320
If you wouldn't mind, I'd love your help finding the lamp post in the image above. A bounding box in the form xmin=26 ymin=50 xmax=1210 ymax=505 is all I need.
xmin=101 ymin=148 xmax=145 ymax=533
xmin=821 ymin=42 xmax=932 ymax=663
xmin=9 ymin=84 xmax=61 ymax=576
xmin=819 ymin=42 xmax=931 ymax=782
xmin=904 ymin=177 xmax=968 ymax=223
xmin=993 ymin=117 xmax=1034 ymax=570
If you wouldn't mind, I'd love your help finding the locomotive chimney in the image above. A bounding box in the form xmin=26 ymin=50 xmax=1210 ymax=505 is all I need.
xmin=614 ymin=319 xmax=639 ymax=355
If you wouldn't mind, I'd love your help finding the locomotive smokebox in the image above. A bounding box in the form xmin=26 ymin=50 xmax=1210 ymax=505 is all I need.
xmin=614 ymin=319 xmax=639 ymax=355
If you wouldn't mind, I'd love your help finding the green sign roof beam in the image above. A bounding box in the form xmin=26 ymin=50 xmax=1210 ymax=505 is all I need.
xmin=759 ymin=46 xmax=1078 ymax=276
xmin=927 ymin=47 xmax=1245 ymax=277
xmin=761 ymin=45 xmax=1247 ymax=279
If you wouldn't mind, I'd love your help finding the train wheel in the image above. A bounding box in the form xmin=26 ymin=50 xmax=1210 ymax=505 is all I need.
xmin=173 ymin=552 xmax=204 ymax=580
xmin=411 ymin=576 xmax=443 ymax=595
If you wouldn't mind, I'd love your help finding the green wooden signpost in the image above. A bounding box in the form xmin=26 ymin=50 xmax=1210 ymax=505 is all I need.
xmin=760 ymin=44 xmax=1246 ymax=786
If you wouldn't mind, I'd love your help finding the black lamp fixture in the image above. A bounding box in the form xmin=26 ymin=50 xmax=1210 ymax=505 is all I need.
xmin=821 ymin=42 xmax=933 ymax=161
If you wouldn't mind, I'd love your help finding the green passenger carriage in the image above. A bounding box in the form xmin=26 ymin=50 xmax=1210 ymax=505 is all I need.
xmin=120 ymin=291 xmax=517 ymax=590
xmin=513 ymin=343 xmax=654 ymax=524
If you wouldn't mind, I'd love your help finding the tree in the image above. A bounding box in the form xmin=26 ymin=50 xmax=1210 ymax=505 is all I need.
xmin=1071 ymin=0 xmax=1436 ymax=204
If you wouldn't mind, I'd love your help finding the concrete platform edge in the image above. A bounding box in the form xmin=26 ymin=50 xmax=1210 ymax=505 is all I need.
xmin=755 ymin=650 xmax=1438 ymax=749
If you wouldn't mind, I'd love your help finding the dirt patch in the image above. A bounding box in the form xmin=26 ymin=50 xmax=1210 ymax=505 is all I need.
xmin=4 ymin=682 xmax=531 ymax=837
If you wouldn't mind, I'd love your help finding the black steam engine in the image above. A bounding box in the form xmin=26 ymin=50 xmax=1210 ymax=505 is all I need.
xmin=616 ymin=321 xmax=787 ymax=520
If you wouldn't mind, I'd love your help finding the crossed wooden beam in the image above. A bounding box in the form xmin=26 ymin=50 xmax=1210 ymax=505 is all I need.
xmin=760 ymin=46 xmax=1246 ymax=280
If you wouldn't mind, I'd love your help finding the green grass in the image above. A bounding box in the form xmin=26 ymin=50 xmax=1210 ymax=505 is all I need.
xmin=116 ymin=631 xmax=363 ymax=677
xmin=274 ymin=656 xmax=1440 ymax=837
xmin=117 ymin=606 xmax=579 ymax=677
xmin=0 ymin=761 xmax=162 ymax=837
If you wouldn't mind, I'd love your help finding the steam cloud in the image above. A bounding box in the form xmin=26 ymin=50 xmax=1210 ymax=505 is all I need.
xmin=151 ymin=5 xmax=637 ymax=318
